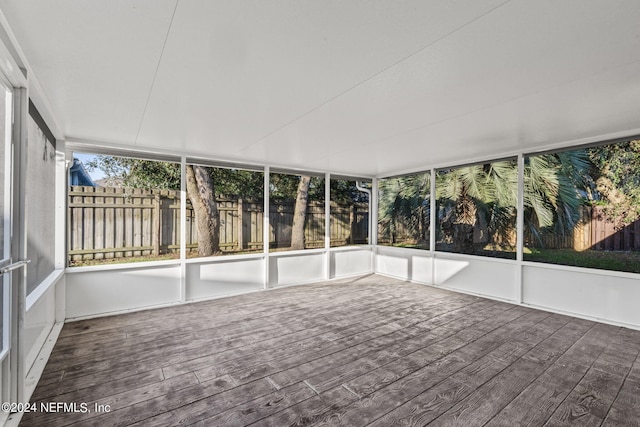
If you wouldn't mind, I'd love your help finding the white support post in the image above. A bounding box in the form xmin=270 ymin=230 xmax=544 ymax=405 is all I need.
xmin=430 ymin=169 xmax=437 ymax=285
xmin=370 ymin=178 xmax=378 ymax=273
xmin=325 ymin=173 xmax=331 ymax=280
xmin=263 ymin=166 xmax=270 ymax=289
xmin=180 ymin=157 xmax=187 ymax=302
xmin=54 ymin=140 xmax=67 ymax=323
xmin=429 ymin=169 xmax=436 ymax=253
xmin=516 ymin=153 xmax=525 ymax=304
xmin=54 ymin=140 xmax=66 ymax=270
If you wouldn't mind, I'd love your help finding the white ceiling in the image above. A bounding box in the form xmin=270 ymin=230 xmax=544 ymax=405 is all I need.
xmin=1 ymin=0 xmax=640 ymax=177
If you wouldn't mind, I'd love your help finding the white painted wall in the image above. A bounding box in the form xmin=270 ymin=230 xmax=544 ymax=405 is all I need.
xmin=49 ymin=243 xmax=640 ymax=329
xmin=23 ymin=279 xmax=56 ymax=375
xmin=22 ymin=272 xmax=65 ymax=410
xmin=65 ymin=263 xmax=181 ymax=319
xmin=269 ymin=251 xmax=326 ymax=288
xmin=330 ymin=246 xmax=372 ymax=279
xmin=376 ymin=246 xmax=433 ymax=284
xmin=186 ymin=256 xmax=264 ymax=301
xmin=62 ymin=247 xmax=374 ymax=319
xmin=54 ymin=232 xmax=640 ymax=330
xmin=434 ymin=254 xmax=519 ymax=302
xmin=522 ymin=263 xmax=640 ymax=328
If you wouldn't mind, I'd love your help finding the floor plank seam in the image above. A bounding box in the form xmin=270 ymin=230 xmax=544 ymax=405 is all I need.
xmin=157 ymin=300 xmax=431 ymax=384
xmin=526 ymin=323 xmax=611 ymax=426
xmin=285 ymin=301 xmax=519 ymax=399
xmin=600 ymin=373 xmax=630 ymax=425
xmin=545 ymin=364 xmax=596 ymax=425
xmin=584 ymin=327 xmax=634 ymax=427
xmin=354 ymin=310 xmax=561 ymax=426
xmin=478 ymin=316 xmax=583 ymax=425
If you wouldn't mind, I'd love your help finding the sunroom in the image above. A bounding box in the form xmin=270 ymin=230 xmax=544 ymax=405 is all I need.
xmin=1 ymin=1 xmax=640 ymax=426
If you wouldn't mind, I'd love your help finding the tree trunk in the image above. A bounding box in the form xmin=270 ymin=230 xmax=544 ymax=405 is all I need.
xmin=186 ymin=165 xmax=220 ymax=256
xmin=291 ymin=175 xmax=311 ymax=250
xmin=453 ymin=193 xmax=476 ymax=254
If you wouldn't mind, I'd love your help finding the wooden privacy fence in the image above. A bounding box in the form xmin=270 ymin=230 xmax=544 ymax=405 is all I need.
xmin=68 ymin=186 xmax=368 ymax=262
xmin=525 ymin=205 xmax=640 ymax=251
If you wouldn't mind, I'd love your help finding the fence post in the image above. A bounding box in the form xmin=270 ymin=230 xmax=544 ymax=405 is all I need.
xmin=154 ymin=192 xmax=161 ymax=256
xmin=237 ymin=198 xmax=244 ymax=251
xmin=349 ymin=204 xmax=356 ymax=245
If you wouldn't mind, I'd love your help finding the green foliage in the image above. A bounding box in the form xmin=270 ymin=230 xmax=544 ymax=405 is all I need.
xmin=430 ymin=153 xmax=592 ymax=252
xmin=330 ymin=180 xmax=369 ymax=204
xmin=524 ymin=150 xmax=592 ymax=235
xmin=86 ymin=156 xmax=181 ymax=190
xmin=436 ymin=160 xmax=518 ymax=253
xmin=588 ymin=139 xmax=640 ymax=223
xmin=269 ymin=174 xmax=325 ymax=201
xmin=85 ymin=155 xmax=266 ymax=197
xmin=210 ymin=168 xmax=263 ymax=198
xmin=378 ymin=173 xmax=430 ymax=246
xmin=85 ymin=156 xmax=364 ymax=204
xmin=378 ymin=140 xmax=639 ymax=254
xmin=524 ymin=248 xmax=640 ymax=274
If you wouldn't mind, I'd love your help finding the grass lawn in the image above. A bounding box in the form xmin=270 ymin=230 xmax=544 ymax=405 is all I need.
xmin=68 ymin=253 xmax=180 ymax=267
xmin=68 ymin=248 xmax=266 ymax=267
xmin=68 ymin=245 xmax=640 ymax=275
xmin=524 ymin=248 xmax=640 ymax=274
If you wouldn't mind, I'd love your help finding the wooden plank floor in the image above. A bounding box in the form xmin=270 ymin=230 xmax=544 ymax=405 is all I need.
xmin=20 ymin=274 xmax=640 ymax=426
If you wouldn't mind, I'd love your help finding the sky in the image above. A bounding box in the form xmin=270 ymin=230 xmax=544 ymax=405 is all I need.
xmin=73 ymin=152 xmax=105 ymax=180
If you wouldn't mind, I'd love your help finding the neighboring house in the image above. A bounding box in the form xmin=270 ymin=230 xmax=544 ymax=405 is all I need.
xmin=93 ymin=177 xmax=124 ymax=188
xmin=69 ymin=157 xmax=97 ymax=186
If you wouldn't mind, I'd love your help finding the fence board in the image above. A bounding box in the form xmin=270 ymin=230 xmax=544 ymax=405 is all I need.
xmin=71 ymin=188 xmax=83 ymax=262
xmin=526 ymin=205 xmax=640 ymax=251
xmin=68 ymin=187 xmax=369 ymax=262
xmin=115 ymin=201 xmax=124 ymax=258
xmin=94 ymin=187 xmax=104 ymax=260
xmin=104 ymin=188 xmax=115 ymax=259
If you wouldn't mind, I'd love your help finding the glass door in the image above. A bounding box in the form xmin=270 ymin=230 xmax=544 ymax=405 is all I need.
xmin=0 ymin=83 xmax=11 ymax=350
xmin=0 ymin=80 xmax=14 ymax=421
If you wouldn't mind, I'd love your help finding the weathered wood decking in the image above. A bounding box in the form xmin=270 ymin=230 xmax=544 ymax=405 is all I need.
xmin=20 ymin=275 xmax=640 ymax=426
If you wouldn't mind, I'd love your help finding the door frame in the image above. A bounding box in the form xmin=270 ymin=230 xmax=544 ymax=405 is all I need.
xmin=0 ymin=76 xmax=25 ymax=425
xmin=8 ymin=87 xmax=27 ymax=406
xmin=0 ymin=79 xmax=13 ymax=422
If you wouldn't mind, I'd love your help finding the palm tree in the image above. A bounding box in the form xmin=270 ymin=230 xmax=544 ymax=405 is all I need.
xmin=377 ymin=151 xmax=592 ymax=255
xmin=378 ymin=173 xmax=430 ymax=247
xmin=524 ymin=150 xmax=592 ymax=246
xmin=436 ymin=160 xmax=518 ymax=254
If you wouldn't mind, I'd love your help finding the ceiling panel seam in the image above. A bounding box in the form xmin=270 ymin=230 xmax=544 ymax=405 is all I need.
xmin=133 ymin=0 xmax=179 ymax=145
xmin=243 ymin=0 xmax=513 ymax=152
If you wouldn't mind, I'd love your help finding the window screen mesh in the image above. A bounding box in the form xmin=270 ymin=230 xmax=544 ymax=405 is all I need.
xmin=26 ymin=113 xmax=56 ymax=295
